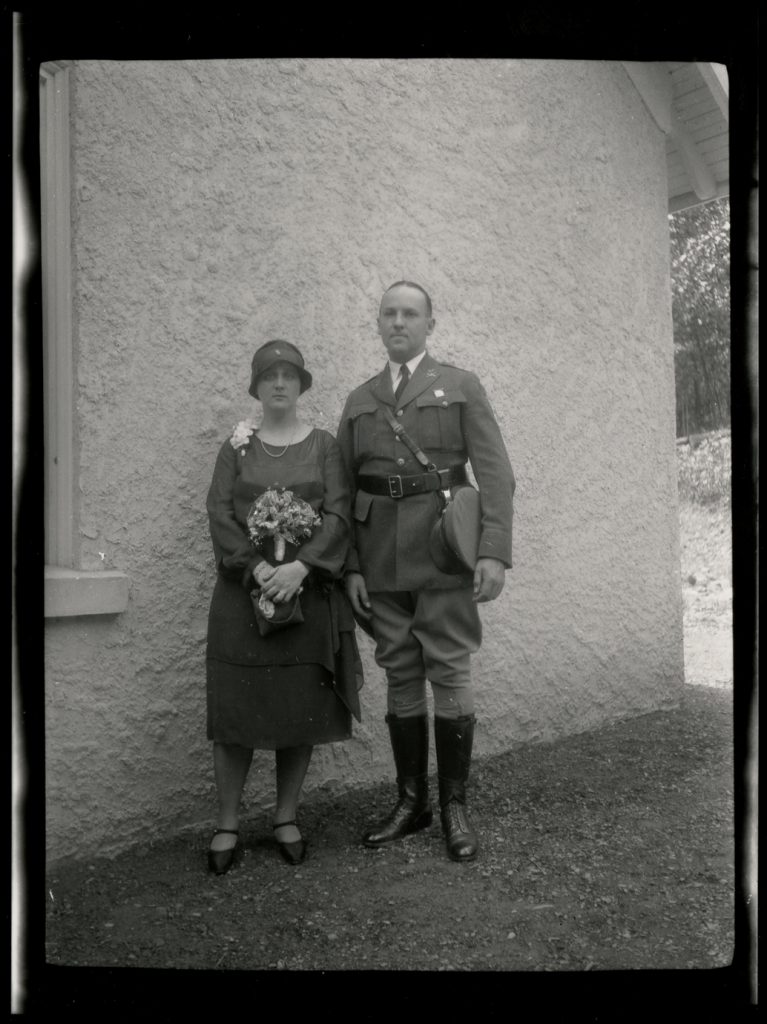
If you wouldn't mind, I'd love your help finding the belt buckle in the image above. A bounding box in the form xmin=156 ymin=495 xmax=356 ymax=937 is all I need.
xmin=388 ymin=474 xmax=404 ymax=499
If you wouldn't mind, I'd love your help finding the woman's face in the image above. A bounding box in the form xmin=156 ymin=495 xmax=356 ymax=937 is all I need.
xmin=255 ymin=361 xmax=302 ymax=411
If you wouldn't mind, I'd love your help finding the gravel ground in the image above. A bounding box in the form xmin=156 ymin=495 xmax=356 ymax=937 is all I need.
xmin=44 ymin=686 xmax=735 ymax=969
xmin=38 ymin=687 xmax=744 ymax=1008
xmin=680 ymin=501 xmax=733 ymax=689
xmin=31 ymin=493 xmax=752 ymax=1010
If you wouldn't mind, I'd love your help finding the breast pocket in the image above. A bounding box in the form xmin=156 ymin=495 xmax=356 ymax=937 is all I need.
xmin=347 ymin=400 xmax=379 ymax=460
xmin=415 ymin=389 xmax=467 ymax=451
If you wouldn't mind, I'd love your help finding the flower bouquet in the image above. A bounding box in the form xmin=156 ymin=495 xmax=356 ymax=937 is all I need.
xmin=246 ymin=486 xmax=322 ymax=562
xmin=246 ymin=487 xmax=321 ymax=633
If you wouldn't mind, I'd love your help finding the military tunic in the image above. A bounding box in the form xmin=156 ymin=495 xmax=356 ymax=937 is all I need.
xmin=337 ymin=351 xmax=515 ymax=592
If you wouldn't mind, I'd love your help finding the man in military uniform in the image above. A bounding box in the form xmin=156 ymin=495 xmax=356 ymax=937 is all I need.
xmin=337 ymin=281 xmax=515 ymax=862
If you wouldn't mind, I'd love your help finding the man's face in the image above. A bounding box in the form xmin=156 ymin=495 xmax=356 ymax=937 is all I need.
xmin=377 ymin=285 xmax=435 ymax=363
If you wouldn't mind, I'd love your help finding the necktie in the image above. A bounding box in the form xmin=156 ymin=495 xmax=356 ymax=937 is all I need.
xmin=394 ymin=364 xmax=410 ymax=402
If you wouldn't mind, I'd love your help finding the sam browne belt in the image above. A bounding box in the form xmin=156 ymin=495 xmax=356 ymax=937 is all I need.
xmin=357 ymin=398 xmax=481 ymax=572
xmin=356 ymin=465 xmax=467 ymax=499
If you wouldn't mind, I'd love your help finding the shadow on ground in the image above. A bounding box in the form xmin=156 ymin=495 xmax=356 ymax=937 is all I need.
xmin=31 ymin=686 xmax=751 ymax=1010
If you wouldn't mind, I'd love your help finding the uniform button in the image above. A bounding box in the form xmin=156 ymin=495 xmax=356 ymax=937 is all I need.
xmin=396 ymin=409 xmax=404 ymax=417
xmin=395 ymin=435 xmax=401 ymax=442
xmin=396 ymin=458 xmax=405 ymax=466
xmin=441 ymin=400 xmax=448 ymax=407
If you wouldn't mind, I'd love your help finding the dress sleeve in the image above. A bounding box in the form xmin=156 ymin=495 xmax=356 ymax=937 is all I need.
xmin=335 ymin=398 xmax=362 ymax=574
xmin=295 ymin=433 xmax=351 ymax=578
xmin=206 ymin=441 xmax=264 ymax=582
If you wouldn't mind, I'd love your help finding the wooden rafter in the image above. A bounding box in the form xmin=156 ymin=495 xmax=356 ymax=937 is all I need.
xmin=695 ymin=62 xmax=729 ymax=122
xmin=622 ymin=61 xmax=718 ymax=204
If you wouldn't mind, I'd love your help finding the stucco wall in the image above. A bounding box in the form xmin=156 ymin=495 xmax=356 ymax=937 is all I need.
xmin=44 ymin=58 xmax=683 ymax=863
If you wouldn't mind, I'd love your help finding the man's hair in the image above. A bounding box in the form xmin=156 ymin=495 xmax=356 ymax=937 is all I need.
xmin=381 ymin=280 xmax=433 ymax=318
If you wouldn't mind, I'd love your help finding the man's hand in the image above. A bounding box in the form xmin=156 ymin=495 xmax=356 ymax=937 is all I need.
xmin=258 ymin=561 xmax=309 ymax=603
xmin=345 ymin=571 xmax=373 ymax=622
xmin=472 ymin=557 xmax=506 ymax=603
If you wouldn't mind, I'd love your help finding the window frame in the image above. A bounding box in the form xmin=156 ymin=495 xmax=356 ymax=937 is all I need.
xmin=41 ymin=61 xmax=128 ymax=617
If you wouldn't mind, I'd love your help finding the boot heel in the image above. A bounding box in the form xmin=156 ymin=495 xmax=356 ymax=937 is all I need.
xmin=362 ymin=714 xmax=432 ymax=848
xmin=435 ymin=715 xmax=479 ymax=861
xmin=412 ymin=808 xmax=433 ymax=831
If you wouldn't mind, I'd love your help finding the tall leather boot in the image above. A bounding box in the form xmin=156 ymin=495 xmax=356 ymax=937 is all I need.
xmin=434 ymin=714 xmax=478 ymax=862
xmin=362 ymin=713 xmax=433 ymax=847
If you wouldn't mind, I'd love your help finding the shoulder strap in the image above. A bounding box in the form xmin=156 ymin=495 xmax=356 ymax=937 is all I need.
xmin=376 ymin=400 xmax=437 ymax=472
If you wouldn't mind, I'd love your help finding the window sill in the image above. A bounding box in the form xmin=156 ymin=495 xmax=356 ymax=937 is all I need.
xmin=44 ymin=566 xmax=129 ymax=618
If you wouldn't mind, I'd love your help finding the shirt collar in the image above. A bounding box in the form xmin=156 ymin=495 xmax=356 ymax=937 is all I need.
xmin=388 ymin=349 xmax=427 ymax=385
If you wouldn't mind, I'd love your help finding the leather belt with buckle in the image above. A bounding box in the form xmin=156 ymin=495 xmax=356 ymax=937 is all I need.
xmin=356 ymin=466 xmax=467 ymax=499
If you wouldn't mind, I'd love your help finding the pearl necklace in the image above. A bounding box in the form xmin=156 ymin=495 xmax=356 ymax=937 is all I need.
xmin=258 ymin=427 xmax=296 ymax=458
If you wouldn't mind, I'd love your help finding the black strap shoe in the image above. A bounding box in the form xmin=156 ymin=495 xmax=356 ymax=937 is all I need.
xmin=273 ymin=820 xmax=307 ymax=865
xmin=207 ymin=828 xmax=240 ymax=875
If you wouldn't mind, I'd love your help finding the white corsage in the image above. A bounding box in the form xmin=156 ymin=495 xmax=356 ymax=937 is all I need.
xmin=230 ymin=418 xmax=259 ymax=453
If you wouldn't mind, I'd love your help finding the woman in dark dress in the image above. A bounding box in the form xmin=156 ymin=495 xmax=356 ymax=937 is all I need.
xmin=205 ymin=340 xmax=362 ymax=875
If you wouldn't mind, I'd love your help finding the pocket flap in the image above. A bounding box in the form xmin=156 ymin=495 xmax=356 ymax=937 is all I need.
xmin=416 ymin=389 xmax=467 ymax=408
xmin=353 ymin=489 xmax=374 ymax=522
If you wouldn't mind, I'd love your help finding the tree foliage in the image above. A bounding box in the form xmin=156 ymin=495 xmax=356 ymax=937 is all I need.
xmin=669 ymin=196 xmax=730 ymax=437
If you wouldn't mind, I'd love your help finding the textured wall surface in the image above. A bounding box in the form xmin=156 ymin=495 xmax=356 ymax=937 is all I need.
xmin=45 ymin=58 xmax=684 ymax=863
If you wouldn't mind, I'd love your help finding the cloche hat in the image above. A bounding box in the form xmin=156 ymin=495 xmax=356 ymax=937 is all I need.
xmin=248 ymin=340 xmax=313 ymax=397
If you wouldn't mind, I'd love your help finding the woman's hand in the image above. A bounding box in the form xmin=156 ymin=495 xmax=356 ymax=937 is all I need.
xmin=259 ymin=561 xmax=310 ymax=603
xmin=252 ymin=561 xmax=277 ymax=587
